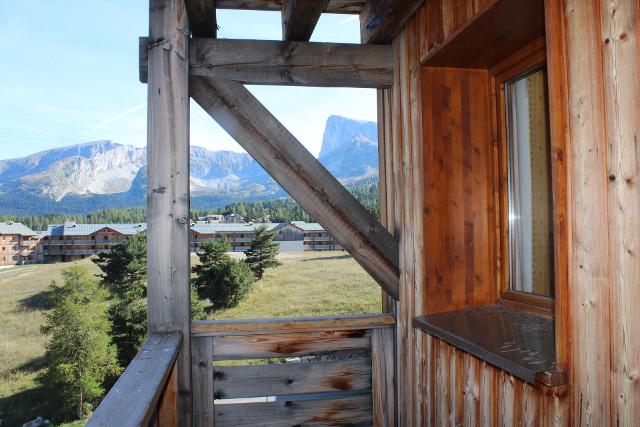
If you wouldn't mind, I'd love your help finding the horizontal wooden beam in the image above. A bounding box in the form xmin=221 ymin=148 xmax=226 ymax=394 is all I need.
xmin=282 ymin=0 xmax=329 ymax=41
xmin=192 ymin=313 xmax=396 ymax=336
xmin=360 ymin=0 xmax=424 ymax=44
xmin=190 ymin=77 xmax=400 ymax=299
xmin=185 ymin=0 xmax=217 ymax=38
xmin=216 ymin=0 xmax=364 ymax=14
xmin=189 ymin=38 xmax=393 ymax=88
xmin=87 ymin=333 xmax=182 ymax=427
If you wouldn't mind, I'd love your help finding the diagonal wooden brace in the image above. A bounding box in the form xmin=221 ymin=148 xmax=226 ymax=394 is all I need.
xmin=190 ymin=76 xmax=400 ymax=300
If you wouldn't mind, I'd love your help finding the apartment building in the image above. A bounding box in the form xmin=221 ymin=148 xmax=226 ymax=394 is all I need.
xmin=0 ymin=222 xmax=39 ymax=266
xmin=40 ymin=221 xmax=147 ymax=262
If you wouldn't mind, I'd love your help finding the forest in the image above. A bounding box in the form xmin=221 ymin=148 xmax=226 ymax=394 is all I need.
xmin=0 ymin=177 xmax=380 ymax=231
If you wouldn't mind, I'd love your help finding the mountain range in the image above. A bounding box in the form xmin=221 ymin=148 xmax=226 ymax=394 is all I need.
xmin=0 ymin=115 xmax=378 ymax=216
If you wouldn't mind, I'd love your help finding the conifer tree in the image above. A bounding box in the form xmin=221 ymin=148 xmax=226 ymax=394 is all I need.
xmin=244 ymin=225 xmax=281 ymax=279
xmin=38 ymin=266 xmax=120 ymax=420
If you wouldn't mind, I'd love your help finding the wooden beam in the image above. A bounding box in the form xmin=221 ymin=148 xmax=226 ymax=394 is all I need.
xmin=190 ymin=77 xmax=400 ymax=299
xmin=189 ymin=38 xmax=393 ymax=88
xmin=139 ymin=37 xmax=149 ymax=84
xmin=282 ymin=0 xmax=329 ymax=41
xmin=216 ymin=0 xmax=364 ymax=14
xmin=87 ymin=334 xmax=182 ymax=427
xmin=147 ymin=0 xmax=191 ymax=424
xmin=359 ymin=0 xmax=424 ymax=44
xmin=185 ymin=0 xmax=217 ymax=38
xmin=192 ymin=313 xmax=396 ymax=336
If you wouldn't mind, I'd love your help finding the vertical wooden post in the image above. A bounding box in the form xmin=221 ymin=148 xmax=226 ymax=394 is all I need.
xmin=191 ymin=336 xmax=215 ymax=426
xmin=372 ymin=328 xmax=396 ymax=426
xmin=147 ymin=0 xmax=191 ymax=425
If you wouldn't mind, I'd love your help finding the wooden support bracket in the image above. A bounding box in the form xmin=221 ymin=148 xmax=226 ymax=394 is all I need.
xmin=189 ymin=38 xmax=393 ymax=88
xmin=282 ymin=0 xmax=330 ymax=41
xmin=190 ymin=77 xmax=400 ymax=299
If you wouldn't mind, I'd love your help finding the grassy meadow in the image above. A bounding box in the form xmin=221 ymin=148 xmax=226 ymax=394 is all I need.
xmin=0 ymin=251 xmax=380 ymax=425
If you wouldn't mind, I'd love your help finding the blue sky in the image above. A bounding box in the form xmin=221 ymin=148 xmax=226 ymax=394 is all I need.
xmin=0 ymin=1 xmax=376 ymax=160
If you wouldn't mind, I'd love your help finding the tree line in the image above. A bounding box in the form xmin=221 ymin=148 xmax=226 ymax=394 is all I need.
xmin=1 ymin=178 xmax=380 ymax=231
xmin=38 ymin=226 xmax=280 ymax=423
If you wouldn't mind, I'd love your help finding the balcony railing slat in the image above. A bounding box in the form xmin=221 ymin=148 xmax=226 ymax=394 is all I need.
xmin=87 ymin=333 xmax=182 ymax=427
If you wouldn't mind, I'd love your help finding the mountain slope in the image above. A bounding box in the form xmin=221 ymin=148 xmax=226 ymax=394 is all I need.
xmin=0 ymin=116 xmax=378 ymax=216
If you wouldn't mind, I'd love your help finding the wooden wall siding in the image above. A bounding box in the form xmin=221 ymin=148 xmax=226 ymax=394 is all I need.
xmin=381 ymin=0 xmax=640 ymax=425
xmin=421 ymin=66 xmax=496 ymax=314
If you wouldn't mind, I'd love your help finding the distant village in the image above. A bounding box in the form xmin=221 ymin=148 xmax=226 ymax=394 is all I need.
xmin=0 ymin=214 xmax=342 ymax=266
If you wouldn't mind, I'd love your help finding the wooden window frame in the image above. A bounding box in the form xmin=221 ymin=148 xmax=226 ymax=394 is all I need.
xmin=491 ymin=38 xmax=557 ymax=318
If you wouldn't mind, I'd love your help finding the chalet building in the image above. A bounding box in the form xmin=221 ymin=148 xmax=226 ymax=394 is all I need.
xmin=0 ymin=222 xmax=39 ymax=266
xmin=223 ymin=213 xmax=244 ymax=223
xmin=40 ymin=221 xmax=147 ymax=262
xmin=190 ymin=221 xmax=342 ymax=252
xmin=89 ymin=0 xmax=640 ymax=426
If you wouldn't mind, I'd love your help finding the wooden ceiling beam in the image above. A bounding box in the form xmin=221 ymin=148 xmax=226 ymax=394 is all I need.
xmin=185 ymin=0 xmax=217 ymax=38
xmin=190 ymin=76 xmax=400 ymax=299
xmin=215 ymin=0 xmax=363 ymax=14
xmin=360 ymin=0 xmax=424 ymax=44
xmin=189 ymin=38 xmax=393 ymax=87
xmin=282 ymin=0 xmax=329 ymax=41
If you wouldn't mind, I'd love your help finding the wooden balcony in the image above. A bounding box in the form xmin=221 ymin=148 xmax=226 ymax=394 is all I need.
xmin=88 ymin=314 xmax=395 ymax=426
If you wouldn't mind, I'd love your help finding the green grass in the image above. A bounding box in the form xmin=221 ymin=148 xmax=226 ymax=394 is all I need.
xmin=206 ymin=251 xmax=381 ymax=320
xmin=0 ymin=251 xmax=380 ymax=425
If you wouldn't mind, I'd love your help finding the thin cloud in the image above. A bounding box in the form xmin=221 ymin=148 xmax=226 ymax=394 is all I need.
xmin=87 ymin=102 xmax=146 ymax=133
xmin=328 ymin=15 xmax=358 ymax=29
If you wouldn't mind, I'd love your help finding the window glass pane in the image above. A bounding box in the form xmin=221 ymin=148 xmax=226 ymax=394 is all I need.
xmin=505 ymin=68 xmax=554 ymax=297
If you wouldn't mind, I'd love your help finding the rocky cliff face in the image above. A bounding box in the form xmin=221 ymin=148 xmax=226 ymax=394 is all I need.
xmin=0 ymin=116 xmax=377 ymax=215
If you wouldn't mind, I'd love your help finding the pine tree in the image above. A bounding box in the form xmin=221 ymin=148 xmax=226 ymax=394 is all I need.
xmin=38 ymin=266 xmax=120 ymax=421
xmin=245 ymin=225 xmax=281 ymax=279
xmin=93 ymin=233 xmax=147 ymax=296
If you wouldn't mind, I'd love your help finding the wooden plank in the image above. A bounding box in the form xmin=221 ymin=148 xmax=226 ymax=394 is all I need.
xmin=564 ymin=1 xmax=611 ymax=425
xmin=212 ymin=330 xmax=371 ymax=360
xmin=214 ymin=394 xmax=372 ymax=427
xmin=156 ymin=363 xmax=178 ymax=427
xmin=282 ymin=0 xmax=329 ymax=41
xmin=146 ymin=1 xmax=191 ymax=424
xmin=192 ymin=337 xmax=215 ymax=427
xmin=186 ymin=0 xmax=217 ymax=38
xmin=139 ymin=36 xmax=149 ymax=84
xmin=371 ymin=328 xmax=395 ymax=427
xmin=215 ymin=0 xmax=364 ymax=14
xmin=192 ymin=313 xmax=395 ymax=336
xmin=190 ymin=77 xmax=400 ymax=299
xmin=87 ymin=333 xmax=182 ymax=427
xmin=599 ymin=0 xmax=640 ymax=425
xmin=359 ymin=0 xmax=424 ymax=44
xmin=189 ymin=38 xmax=393 ymax=88
xmin=214 ymin=359 xmax=371 ymax=399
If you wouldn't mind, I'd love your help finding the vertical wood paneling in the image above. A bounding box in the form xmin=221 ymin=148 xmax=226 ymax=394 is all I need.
xmin=372 ymin=328 xmax=396 ymax=427
xmin=600 ymin=1 xmax=640 ymax=425
xmin=564 ymin=1 xmax=611 ymax=425
xmin=191 ymin=337 xmax=214 ymax=427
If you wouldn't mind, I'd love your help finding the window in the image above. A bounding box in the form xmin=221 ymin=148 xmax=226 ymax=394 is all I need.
xmin=504 ymin=67 xmax=554 ymax=298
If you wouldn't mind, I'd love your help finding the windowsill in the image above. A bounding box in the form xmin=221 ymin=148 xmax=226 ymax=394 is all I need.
xmin=413 ymin=305 xmax=567 ymax=387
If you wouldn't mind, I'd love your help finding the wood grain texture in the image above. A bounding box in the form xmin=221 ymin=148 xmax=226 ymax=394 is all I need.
xmin=421 ymin=66 xmax=496 ymax=314
xmin=192 ymin=313 xmax=395 ymax=336
xmin=211 ymin=330 xmax=372 ymax=360
xmin=156 ymin=363 xmax=178 ymax=427
xmin=189 ymin=38 xmax=393 ymax=88
xmin=215 ymin=0 xmax=363 ymax=14
xmin=359 ymin=0 xmax=425 ymax=44
xmin=185 ymin=0 xmax=217 ymax=37
xmin=214 ymin=394 xmax=372 ymax=427
xmin=599 ymin=0 xmax=640 ymax=424
xmin=213 ymin=359 xmax=371 ymax=399
xmin=281 ymin=0 xmax=329 ymax=41
xmin=146 ymin=0 xmax=191 ymax=424
xmin=87 ymin=334 xmax=182 ymax=427
xmin=371 ymin=327 xmax=395 ymax=427
xmin=191 ymin=336 xmax=215 ymax=427
xmin=190 ymin=77 xmax=400 ymax=298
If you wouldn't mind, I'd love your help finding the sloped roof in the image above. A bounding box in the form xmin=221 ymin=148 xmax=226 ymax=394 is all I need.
xmin=0 ymin=222 xmax=37 ymax=236
xmin=191 ymin=222 xmax=280 ymax=234
xmin=42 ymin=222 xmax=147 ymax=237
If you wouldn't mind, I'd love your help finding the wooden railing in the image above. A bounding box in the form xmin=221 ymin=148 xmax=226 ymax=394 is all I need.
xmin=87 ymin=333 xmax=182 ymax=427
xmin=191 ymin=314 xmax=396 ymax=427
